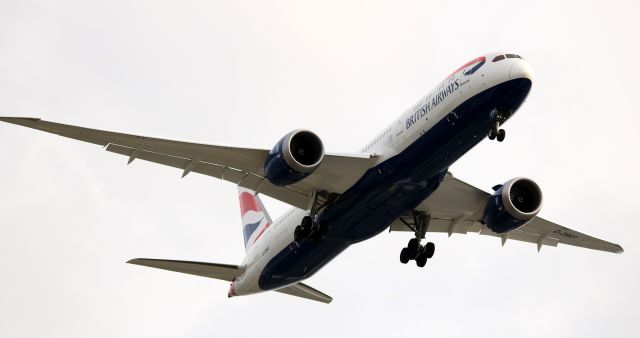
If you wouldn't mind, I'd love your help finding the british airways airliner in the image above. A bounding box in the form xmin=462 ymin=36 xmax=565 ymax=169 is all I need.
xmin=0 ymin=52 xmax=623 ymax=303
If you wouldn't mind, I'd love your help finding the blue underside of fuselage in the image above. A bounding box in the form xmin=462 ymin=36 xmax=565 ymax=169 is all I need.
xmin=259 ymin=78 xmax=532 ymax=290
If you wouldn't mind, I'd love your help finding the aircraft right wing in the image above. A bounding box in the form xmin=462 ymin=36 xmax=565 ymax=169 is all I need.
xmin=390 ymin=173 xmax=624 ymax=254
xmin=0 ymin=117 xmax=378 ymax=209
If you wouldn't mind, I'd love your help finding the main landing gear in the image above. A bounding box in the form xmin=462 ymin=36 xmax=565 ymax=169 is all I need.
xmin=294 ymin=191 xmax=338 ymax=242
xmin=399 ymin=211 xmax=435 ymax=268
xmin=488 ymin=108 xmax=511 ymax=142
xmin=294 ymin=215 xmax=313 ymax=242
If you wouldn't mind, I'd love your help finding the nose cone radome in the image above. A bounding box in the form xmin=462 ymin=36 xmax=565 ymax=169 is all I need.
xmin=510 ymin=59 xmax=535 ymax=82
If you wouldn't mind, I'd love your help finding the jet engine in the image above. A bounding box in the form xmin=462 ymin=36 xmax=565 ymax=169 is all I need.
xmin=264 ymin=130 xmax=324 ymax=186
xmin=483 ymin=177 xmax=543 ymax=233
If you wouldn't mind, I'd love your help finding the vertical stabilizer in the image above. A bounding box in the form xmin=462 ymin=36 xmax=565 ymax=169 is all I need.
xmin=238 ymin=187 xmax=273 ymax=251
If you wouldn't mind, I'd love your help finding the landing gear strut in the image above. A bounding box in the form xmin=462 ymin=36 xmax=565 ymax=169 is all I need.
xmin=399 ymin=211 xmax=435 ymax=267
xmin=294 ymin=191 xmax=338 ymax=242
xmin=488 ymin=108 xmax=510 ymax=142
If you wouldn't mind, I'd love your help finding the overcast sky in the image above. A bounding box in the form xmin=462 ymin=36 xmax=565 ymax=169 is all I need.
xmin=1 ymin=1 xmax=639 ymax=337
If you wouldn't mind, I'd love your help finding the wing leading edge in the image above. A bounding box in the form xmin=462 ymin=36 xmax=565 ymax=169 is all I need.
xmin=0 ymin=117 xmax=377 ymax=209
xmin=390 ymin=173 xmax=623 ymax=254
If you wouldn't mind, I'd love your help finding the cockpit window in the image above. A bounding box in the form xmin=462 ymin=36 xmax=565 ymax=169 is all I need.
xmin=492 ymin=55 xmax=505 ymax=62
xmin=506 ymin=54 xmax=520 ymax=59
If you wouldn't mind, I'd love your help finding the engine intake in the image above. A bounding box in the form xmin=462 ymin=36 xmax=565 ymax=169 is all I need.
xmin=483 ymin=177 xmax=543 ymax=233
xmin=264 ymin=130 xmax=324 ymax=186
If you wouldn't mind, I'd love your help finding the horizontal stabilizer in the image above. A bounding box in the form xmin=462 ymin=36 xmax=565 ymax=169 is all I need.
xmin=127 ymin=258 xmax=239 ymax=281
xmin=275 ymin=282 xmax=333 ymax=304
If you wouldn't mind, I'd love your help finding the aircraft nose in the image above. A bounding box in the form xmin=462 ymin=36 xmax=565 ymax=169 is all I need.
xmin=509 ymin=59 xmax=535 ymax=81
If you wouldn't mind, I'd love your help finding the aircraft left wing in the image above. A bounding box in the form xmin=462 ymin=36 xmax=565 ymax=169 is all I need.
xmin=390 ymin=173 xmax=624 ymax=254
xmin=0 ymin=117 xmax=377 ymax=209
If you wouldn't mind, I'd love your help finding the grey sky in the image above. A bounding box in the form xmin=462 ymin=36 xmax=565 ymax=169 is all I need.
xmin=1 ymin=1 xmax=638 ymax=337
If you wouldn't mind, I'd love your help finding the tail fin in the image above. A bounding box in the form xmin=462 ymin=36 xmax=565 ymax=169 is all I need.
xmin=238 ymin=187 xmax=273 ymax=251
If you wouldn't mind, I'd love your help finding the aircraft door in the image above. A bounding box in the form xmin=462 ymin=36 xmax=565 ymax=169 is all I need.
xmin=395 ymin=118 xmax=405 ymax=145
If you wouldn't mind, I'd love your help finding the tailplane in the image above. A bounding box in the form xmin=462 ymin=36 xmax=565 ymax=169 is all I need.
xmin=127 ymin=258 xmax=239 ymax=281
xmin=127 ymin=258 xmax=333 ymax=303
xmin=275 ymin=282 xmax=333 ymax=303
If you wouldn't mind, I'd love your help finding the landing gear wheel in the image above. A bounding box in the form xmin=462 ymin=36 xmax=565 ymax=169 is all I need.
xmin=408 ymin=238 xmax=420 ymax=256
xmin=497 ymin=129 xmax=506 ymax=142
xmin=425 ymin=242 xmax=435 ymax=259
xmin=301 ymin=216 xmax=312 ymax=228
xmin=488 ymin=129 xmax=497 ymax=140
xmin=400 ymin=248 xmax=410 ymax=264
xmin=294 ymin=221 xmax=311 ymax=242
xmin=416 ymin=252 xmax=428 ymax=267
xmin=294 ymin=226 xmax=302 ymax=241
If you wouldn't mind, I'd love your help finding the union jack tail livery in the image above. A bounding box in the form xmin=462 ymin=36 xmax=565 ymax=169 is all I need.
xmin=238 ymin=187 xmax=272 ymax=250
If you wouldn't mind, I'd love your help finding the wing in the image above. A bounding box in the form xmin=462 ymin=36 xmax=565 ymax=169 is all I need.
xmin=0 ymin=117 xmax=377 ymax=209
xmin=390 ymin=173 xmax=624 ymax=254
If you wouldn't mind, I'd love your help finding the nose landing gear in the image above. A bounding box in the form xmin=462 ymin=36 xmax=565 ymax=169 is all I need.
xmin=488 ymin=108 xmax=510 ymax=142
xmin=488 ymin=124 xmax=506 ymax=142
xmin=398 ymin=211 xmax=435 ymax=268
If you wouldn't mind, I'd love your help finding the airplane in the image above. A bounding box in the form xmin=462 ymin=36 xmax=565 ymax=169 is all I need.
xmin=0 ymin=52 xmax=623 ymax=304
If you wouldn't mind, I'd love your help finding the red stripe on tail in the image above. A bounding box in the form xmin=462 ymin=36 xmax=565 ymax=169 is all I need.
xmin=239 ymin=192 xmax=262 ymax=216
xmin=252 ymin=223 xmax=271 ymax=244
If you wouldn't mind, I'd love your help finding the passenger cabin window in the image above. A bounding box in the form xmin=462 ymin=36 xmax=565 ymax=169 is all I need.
xmin=492 ymin=55 xmax=505 ymax=62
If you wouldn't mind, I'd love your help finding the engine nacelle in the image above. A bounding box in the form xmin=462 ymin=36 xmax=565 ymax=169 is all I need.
xmin=264 ymin=130 xmax=324 ymax=186
xmin=483 ymin=177 xmax=543 ymax=233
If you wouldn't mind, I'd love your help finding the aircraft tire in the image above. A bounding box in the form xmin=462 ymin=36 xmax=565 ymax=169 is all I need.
xmin=425 ymin=242 xmax=435 ymax=259
xmin=400 ymin=248 xmax=410 ymax=264
xmin=408 ymin=238 xmax=420 ymax=256
xmin=294 ymin=226 xmax=303 ymax=241
xmin=416 ymin=254 xmax=427 ymax=267
xmin=488 ymin=129 xmax=497 ymax=140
